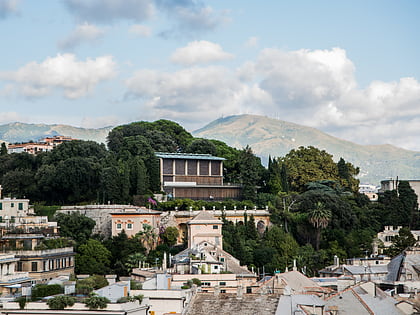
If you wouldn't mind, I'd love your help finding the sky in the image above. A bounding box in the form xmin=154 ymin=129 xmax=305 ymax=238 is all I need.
xmin=0 ymin=0 xmax=420 ymax=151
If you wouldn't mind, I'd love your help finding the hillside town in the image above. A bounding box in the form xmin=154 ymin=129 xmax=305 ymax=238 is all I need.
xmin=1 ymin=125 xmax=420 ymax=315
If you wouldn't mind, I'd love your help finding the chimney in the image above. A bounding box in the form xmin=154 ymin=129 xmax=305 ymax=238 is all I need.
xmin=292 ymin=259 xmax=297 ymax=271
xmin=334 ymin=255 xmax=339 ymax=267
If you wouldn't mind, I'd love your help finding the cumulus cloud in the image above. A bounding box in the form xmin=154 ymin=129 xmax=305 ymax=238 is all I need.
xmin=125 ymin=66 xmax=272 ymax=126
xmin=171 ymin=41 xmax=233 ymax=66
xmin=64 ymin=0 xmax=154 ymax=24
xmin=0 ymin=54 xmax=116 ymax=99
xmin=0 ymin=0 xmax=19 ymax=19
xmin=243 ymin=47 xmax=420 ymax=150
xmin=129 ymin=24 xmax=152 ymax=37
xmin=58 ymin=23 xmax=105 ymax=50
xmin=123 ymin=45 xmax=420 ymax=150
xmin=156 ymin=0 xmax=229 ymax=37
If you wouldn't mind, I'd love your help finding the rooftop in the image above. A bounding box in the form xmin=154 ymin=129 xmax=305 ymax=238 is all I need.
xmin=155 ymin=152 xmax=225 ymax=161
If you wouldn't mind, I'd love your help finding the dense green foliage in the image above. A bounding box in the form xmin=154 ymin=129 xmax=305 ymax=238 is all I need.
xmin=84 ymin=295 xmax=110 ymax=310
xmin=46 ymin=296 xmax=76 ymax=310
xmin=1 ymin=119 xmax=418 ymax=277
xmin=31 ymin=284 xmax=63 ymax=300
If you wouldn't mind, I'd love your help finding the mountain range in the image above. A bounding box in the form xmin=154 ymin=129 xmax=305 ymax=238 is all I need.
xmin=1 ymin=115 xmax=419 ymax=185
xmin=193 ymin=115 xmax=420 ymax=185
xmin=0 ymin=122 xmax=112 ymax=144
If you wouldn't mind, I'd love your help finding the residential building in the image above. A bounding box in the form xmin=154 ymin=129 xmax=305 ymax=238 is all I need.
xmin=57 ymin=204 xmax=146 ymax=237
xmin=171 ymin=210 xmax=257 ymax=293
xmin=7 ymin=135 xmax=77 ymax=155
xmin=110 ymin=208 xmax=162 ymax=238
xmin=0 ymin=185 xmax=31 ymax=224
xmin=0 ymin=254 xmax=31 ymax=297
xmin=376 ymin=226 xmax=420 ymax=253
xmin=162 ymin=207 xmax=271 ymax=244
xmin=156 ymin=152 xmax=242 ymax=200
xmin=0 ymin=185 xmax=75 ymax=284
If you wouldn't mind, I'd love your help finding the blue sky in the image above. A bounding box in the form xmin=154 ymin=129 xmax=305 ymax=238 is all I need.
xmin=1 ymin=0 xmax=420 ymax=150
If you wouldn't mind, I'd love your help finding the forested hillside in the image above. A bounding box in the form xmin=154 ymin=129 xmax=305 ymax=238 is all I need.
xmin=0 ymin=119 xmax=418 ymax=276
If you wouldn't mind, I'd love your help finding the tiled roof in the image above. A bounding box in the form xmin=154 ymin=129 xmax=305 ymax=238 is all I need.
xmin=189 ymin=210 xmax=223 ymax=224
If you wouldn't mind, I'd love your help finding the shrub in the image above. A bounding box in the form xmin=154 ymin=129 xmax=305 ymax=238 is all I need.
xmin=76 ymin=275 xmax=108 ymax=295
xmin=46 ymin=296 xmax=75 ymax=310
xmin=117 ymin=295 xmax=144 ymax=304
xmin=84 ymin=295 xmax=110 ymax=310
xmin=130 ymin=280 xmax=142 ymax=290
xmin=31 ymin=284 xmax=63 ymax=300
xmin=15 ymin=297 xmax=26 ymax=309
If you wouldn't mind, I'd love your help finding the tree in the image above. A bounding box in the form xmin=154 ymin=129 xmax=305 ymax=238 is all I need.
xmin=387 ymin=227 xmax=416 ymax=257
xmin=105 ymin=230 xmax=146 ymax=276
xmin=186 ymin=139 xmax=217 ymax=155
xmin=0 ymin=142 xmax=7 ymax=155
xmin=308 ymin=201 xmax=332 ymax=250
xmin=136 ymin=224 xmax=158 ymax=254
xmin=282 ymin=146 xmax=339 ymax=192
xmin=125 ymin=252 xmax=147 ymax=273
xmin=337 ymin=158 xmax=360 ymax=193
xmin=76 ymin=239 xmax=111 ymax=275
xmin=54 ymin=212 xmax=95 ymax=247
xmin=161 ymin=226 xmax=179 ymax=246
xmin=398 ymin=181 xmax=419 ymax=228
xmin=238 ymin=146 xmax=262 ymax=201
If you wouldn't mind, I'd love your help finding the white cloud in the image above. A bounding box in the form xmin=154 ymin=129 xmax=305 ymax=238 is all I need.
xmin=129 ymin=24 xmax=151 ymax=37
xmin=171 ymin=41 xmax=233 ymax=66
xmin=64 ymin=0 xmax=155 ymax=24
xmin=0 ymin=54 xmax=116 ymax=99
xmin=245 ymin=36 xmax=258 ymax=48
xmin=0 ymin=0 xmax=19 ymax=19
xmin=0 ymin=111 xmax=25 ymax=124
xmin=80 ymin=115 xmax=119 ymax=128
xmin=125 ymin=66 xmax=271 ymax=127
xmin=156 ymin=1 xmax=230 ymax=38
xmin=58 ymin=23 xmax=105 ymax=50
xmin=124 ymin=46 xmax=420 ymax=150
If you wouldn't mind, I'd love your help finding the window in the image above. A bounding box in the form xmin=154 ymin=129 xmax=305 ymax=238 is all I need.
xmin=0 ymin=202 xmax=2 ymax=210
xmin=31 ymin=262 xmax=38 ymax=272
xmin=202 ymin=282 xmax=211 ymax=286
xmin=220 ymin=290 xmax=226 ymax=293
xmin=17 ymin=262 xmax=23 ymax=271
xmin=214 ymin=266 xmax=218 ymax=269
xmin=220 ymin=257 xmax=225 ymax=262
xmin=213 ymin=225 xmax=218 ymax=229
xmin=219 ymin=282 xmax=226 ymax=286
xmin=11 ymin=203 xmax=14 ymax=207
xmin=18 ymin=203 xmax=23 ymax=210
xmin=127 ymin=223 xmax=133 ymax=230
xmin=116 ymin=223 xmax=122 ymax=230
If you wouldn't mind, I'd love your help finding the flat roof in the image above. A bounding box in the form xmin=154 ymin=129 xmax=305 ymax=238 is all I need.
xmin=155 ymin=152 xmax=225 ymax=161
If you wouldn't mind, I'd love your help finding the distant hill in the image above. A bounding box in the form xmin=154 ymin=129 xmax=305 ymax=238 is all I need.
xmin=193 ymin=114 xmax=420 ymax=185
xmin=0 ymin=122 xmax=111 ymax=144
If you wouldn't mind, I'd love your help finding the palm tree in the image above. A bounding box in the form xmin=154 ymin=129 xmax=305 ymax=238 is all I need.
xmin=135 ymin=224 xmax=157 ymax=254
xmin=309 ymin=201 xmax=332 ymax=250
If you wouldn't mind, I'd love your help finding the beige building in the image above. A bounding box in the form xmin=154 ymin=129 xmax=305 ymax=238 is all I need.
xmin=0 ymin=185 xmax=31 ymax=224
xmin=110 ymin=208 xmax=162 ymax=238
xmin=171 ymin=211 xmax=257 ymax=293
xmin=0 ymin=254 xmax=31 ymax=296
